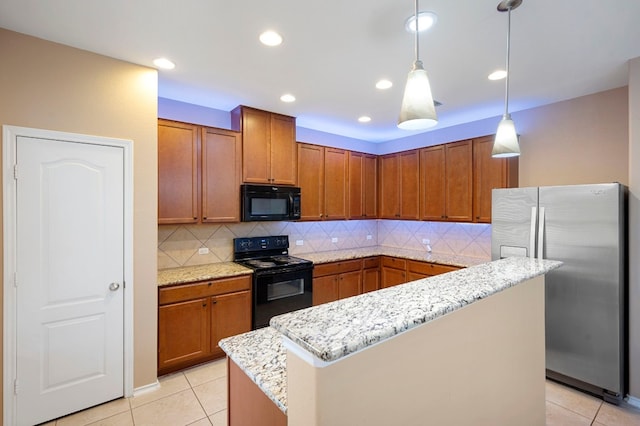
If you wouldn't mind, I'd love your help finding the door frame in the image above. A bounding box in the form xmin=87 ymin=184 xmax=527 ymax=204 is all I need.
xmin=2 ymin=125 xmax=134 ymax=425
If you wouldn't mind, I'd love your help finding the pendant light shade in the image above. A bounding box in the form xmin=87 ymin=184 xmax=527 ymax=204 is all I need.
xmin=398 ymin=0 xmax=437 ymax=130
xmin=493 ymin=113 xmax=520 ymax=157
xmin=492 ymin=0 xmax=522 ymax=158
xmin=398 ymin=60 xmax=437 ymax=130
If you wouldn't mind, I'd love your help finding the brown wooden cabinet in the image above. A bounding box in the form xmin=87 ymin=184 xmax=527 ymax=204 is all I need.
xmin=362 ymin=256 xmax=380 ymax=293
xmin=420 ymin=140 xmax=473 ymax=222
xmin=406 ymin=260 xmax=460 ymax=281
xmin=158 ymin=275 xmax=251 ymax=375
xmin=231 ymin=106 xmax=297 ymax=185
xmin=349 ymin=151 xmax=378 ymax=219
xmin=472 ymin=135 xmax=519 ymax=223
xmin=158 ymin=120 xmax=199 ymax=224
xmin=158 ymin=119 xmax=241 ymax=224
xmin=379 ymin=150 xmax=420 ymax=219
xmin=297 ymin=143 xmax=348 ymax=220
xmin=381 ymin=256 xmax=407 ymax=288
xmin=312 ymin=260 xmax=362 ymax=305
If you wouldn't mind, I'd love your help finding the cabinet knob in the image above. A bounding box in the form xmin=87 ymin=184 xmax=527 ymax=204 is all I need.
xmin=202 ymin=303 xmax=207 ymax=307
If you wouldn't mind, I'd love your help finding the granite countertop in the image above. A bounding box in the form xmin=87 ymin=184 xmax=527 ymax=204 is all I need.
xmin=298 ymin=247 xmax=488 ymax=268
xmin=157 ymin=262 xmax=252 ymax=287
xmin=218 ymin=326 xmax=288 ymax=413
xmin=157 ymin=248 xmax=487 ymax=287
xmin=270 ymin=256 xmax=562 ymax=363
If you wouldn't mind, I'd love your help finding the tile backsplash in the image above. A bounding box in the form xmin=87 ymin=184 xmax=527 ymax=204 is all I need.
xmin=158 ymin=220 xmax=491 ymax=269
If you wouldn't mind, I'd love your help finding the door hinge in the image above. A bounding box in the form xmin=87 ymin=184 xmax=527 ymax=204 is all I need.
xmin=13 ymin=164 xmax=18 ymax=180
xmin=14 ymin=379 xmax=18 ymax=395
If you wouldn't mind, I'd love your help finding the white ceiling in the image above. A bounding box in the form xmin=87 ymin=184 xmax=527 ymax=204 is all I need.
xmin=2 ymin=0 xmax=639 ymax=142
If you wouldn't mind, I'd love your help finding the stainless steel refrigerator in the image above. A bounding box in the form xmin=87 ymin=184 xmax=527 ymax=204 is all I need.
xmin=491 ymin=183 xmax=626 ymax=403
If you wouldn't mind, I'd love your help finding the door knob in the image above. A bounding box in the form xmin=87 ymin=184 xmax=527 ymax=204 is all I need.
xmin=109 ymin=282 xmax=120 ymax=291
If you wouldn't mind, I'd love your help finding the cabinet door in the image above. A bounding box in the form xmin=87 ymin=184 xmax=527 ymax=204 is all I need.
xmin=338 ymin=270 xmax=362 ymax=299
xmin=472 ymin=135 xmax=519 ymax=223
xmin=270 ymin=114 xmax=297 ymax=185
xmin=348 ymin=151 xmax=365 ymax=219
xmin=211 ymin=290 xmax=252 ymax=357
xmin=313 ymin=275 xmax=339 ymax=305
xmin=298 ymin=143 xmax=324 ymax=220
xmin=202 ymin=127 xmax=241 ymax=223
xmin=362 ymin=267 xmax=380 ymax=293
xmin=379 ymin=154 xmax=400 ymax=219
xmin=324 ymin=147 xmax=348 ymax=220
xmin=158 ymin=120 xmax=199 ymax=224
xmin=381 ymin=266 xmax=406 ymax=288
xmin=399 ymin=150 xmax=420 ymax=219
xmin=420 ymin=145 xmax=446 ymax=220
xmin=158 ymin=298 xmax=211 ymax=373
xmin=363 ymin=154 xmax=378 ymax=218
xmin=445 ymin=140 xmax=473 ymax=222
xmin=235 ymin=107 xmax=271 ymax=184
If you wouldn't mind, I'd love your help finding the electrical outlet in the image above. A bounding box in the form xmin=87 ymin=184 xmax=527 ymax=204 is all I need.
xmin=331 ymin=237 xmax=338 ymax=243
xmin=198 ymin=247 xmax=209 ymax=255
xmin=366 ymin=235 xmax=372 ymax=240
xmin=296 ymin=240 xmax=304 ymax=246
xmin=422 ymin=239 xmax=430 ymax=245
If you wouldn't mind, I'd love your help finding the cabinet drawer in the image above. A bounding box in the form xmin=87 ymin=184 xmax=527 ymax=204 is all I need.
xmin=407 ymin=261 xmax=460 ymax=276
xmin=381 ymin=256 xmax=406 ymax=270
xmin=159 ymin=275 xmax=252 ymax=305
xmin=362 ymin=256 xmax=380 ymax=269
xmin=313 ymin=259 xmax=362 ymax=277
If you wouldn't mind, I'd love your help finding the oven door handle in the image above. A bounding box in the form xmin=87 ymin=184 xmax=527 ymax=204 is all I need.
xmin=254 ymin=265 xmax=314 ymax=277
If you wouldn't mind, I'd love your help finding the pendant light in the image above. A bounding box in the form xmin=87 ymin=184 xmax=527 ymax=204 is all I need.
xmin=492 ymin=0 xmax=522 ymax=158
xmin=398 ymin=0 xmax=437 ymax=130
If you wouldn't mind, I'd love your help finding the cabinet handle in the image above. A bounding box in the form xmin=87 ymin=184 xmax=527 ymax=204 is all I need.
xmin=193 ymin=217 xmax=198 ymax=220
xmin=211 ymin=299 xmax=217 ymax=304
xmin=202 ymin=303 xmax=207 ymax=307
xmin=203 ymin=217 xmax=207 ymax=220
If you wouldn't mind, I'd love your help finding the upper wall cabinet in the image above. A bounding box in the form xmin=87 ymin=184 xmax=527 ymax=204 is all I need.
xmin=379 ymin=150 xmax=420 ymax=220
xmin=348 ymin=151 xmax=377 ymax=219
xmin=158 ymin=119 xmax=241 ymax=224
xmin=297 ymin=143 xmax=349 ymax=220
xmin=158 ymin=120 xmax=199 ymax=224
xmin=231 ymin=106 xmax=297 ymax=185
xmin=420 ymin=140 xmax=474 ymax=222
xmin=472 ymin=135 xmax=519 ymax=223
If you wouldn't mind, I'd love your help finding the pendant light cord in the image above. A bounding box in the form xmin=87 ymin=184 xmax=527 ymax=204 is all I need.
xmin=414 ymin=0 xmax=420 ymax=64
xmin=504 ymin=6 xmax=512 ymax=116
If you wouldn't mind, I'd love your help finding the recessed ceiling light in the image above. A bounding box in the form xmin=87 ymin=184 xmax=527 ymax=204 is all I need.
xmin=358 ymin=116 xmax=372 ymax=123
xmin=280 ymin=94 xmax=296 ymax=103
xmin=405 ymin=11 xmax=438 ymax=33
xmin=153 ymin=57 xmax=175 ymax=70
xmin=488 ymin=70 xmax=507 ymax=80
xmin=259 ymin=30 xmax=283 ymax=46
xmin=376 ymin=79 xmax=393 ymax=90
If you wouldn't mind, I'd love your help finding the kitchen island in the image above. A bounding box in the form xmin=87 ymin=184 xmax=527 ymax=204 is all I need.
xmin=220 ymin=256 xmax=561 ymax=426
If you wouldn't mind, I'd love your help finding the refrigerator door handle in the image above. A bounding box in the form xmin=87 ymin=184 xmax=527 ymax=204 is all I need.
xmin=530 ymin=207 xmax=537 ymax=258
xmin=537 ymin=207 xmax=546 ymax=259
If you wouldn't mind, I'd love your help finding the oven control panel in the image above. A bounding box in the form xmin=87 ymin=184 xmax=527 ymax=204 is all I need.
xmin=234 ymin=235 xmax=290 ymax=254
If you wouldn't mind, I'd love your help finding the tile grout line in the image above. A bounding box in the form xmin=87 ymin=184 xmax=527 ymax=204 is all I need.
xmin=590 ymin=401 xmax=604 ymax=426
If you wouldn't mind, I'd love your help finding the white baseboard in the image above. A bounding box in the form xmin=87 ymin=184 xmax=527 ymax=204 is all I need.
xmin=626 ymin=395 xmax=640 ymax=409
xmin=133 ymin=380 xmax=160 ymax=397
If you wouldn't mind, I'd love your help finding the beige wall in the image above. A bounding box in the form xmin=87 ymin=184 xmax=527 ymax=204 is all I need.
xmin=514 ymin=87 xmax=629 ymax=187
xmin=0 ymin=27 xmax=159 ymax=412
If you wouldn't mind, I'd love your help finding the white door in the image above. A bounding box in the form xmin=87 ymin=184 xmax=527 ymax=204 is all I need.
xmin=14 ymin=134 xmax=125 ymax=425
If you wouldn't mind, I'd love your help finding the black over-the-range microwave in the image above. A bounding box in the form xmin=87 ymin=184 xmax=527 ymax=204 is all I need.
xmin=241 ymin=184 xmax=301 ymax=222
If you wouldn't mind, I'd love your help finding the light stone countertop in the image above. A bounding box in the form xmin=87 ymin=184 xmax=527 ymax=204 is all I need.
xmin=220 ymin=256 xmax=562 ymax=413
xmin=157 ymin=247 xmax=488 ymax=287
xmin=218 ymin=326 xmax=288 ymax=413
xmin=157 ymin=262 xmax=252 ymax=287
xmin=297 ymin=247 xmax=488 ymax=268
xmin=270 ymin=256 xmax=562 ymax=363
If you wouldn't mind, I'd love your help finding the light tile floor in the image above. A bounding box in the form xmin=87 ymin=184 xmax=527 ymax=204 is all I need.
xmin=42 ymin=358 xmax=640 ymax=425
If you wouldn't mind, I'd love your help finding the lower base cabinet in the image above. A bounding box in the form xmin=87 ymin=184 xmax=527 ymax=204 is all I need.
xmin=362 ymin=256 xmax=381 ymax=293
xmin=158 ymin=275 xmax=251 ymax=375
xmin=312 ymin=259 xmax=362 ymax=305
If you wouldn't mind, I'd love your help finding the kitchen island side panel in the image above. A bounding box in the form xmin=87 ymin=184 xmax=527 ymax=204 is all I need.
xmin=286 ymin=276 xmax=546 ymax=426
